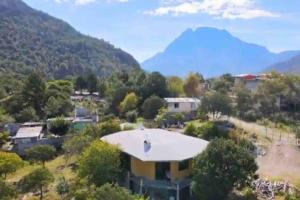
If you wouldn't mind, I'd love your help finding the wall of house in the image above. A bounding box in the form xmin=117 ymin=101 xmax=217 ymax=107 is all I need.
xmin=170 ymin=159 xmax=193 ymax=182
xmin=167 ymin=102 xmax=199 ymax=113
xmin=131 ymin=157 xmax=155 ymax=180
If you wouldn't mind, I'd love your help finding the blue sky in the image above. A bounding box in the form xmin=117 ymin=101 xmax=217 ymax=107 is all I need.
xmin=23 ymin=0 xmax=300 ymax=62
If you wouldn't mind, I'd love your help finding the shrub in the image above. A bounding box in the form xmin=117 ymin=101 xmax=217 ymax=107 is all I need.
xmin=142 ymin=96 xmax=165 ymax=119
xmin=49 ymin=117 xmax=70 ymax=136
xmin=184 ymin=123 xmax=197 ymax=137
xmin=125 ymin=110 xmax=138 ymax=123
xmin=197 ymin=122 xmax=227 ymax=140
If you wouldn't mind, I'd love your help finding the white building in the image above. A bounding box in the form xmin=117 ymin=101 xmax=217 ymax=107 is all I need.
xmin=12 ymin=126 xmax=43 ymax=145
xmin=164 ymin=98 xmax=201 ymax=113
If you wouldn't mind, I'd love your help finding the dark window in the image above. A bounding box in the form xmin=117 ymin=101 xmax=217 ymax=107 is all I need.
xmin=178 ymin=160 xmax=189 ymax=171
xmin=174 ymin=103 xmax=179 ymax=108
xmin=155 ymin=162 xmax=170 ymax=180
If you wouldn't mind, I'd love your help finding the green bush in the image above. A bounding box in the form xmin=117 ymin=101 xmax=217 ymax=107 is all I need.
xmin=184 ymin=123 xmax=197 ymax=137
xmin=197 ymin=122 xmax=227 ymax=140
xmin=49 ymin=117 xmax=70 ymax=136
xmin=125 ymin=110 xmax=138 ymax=123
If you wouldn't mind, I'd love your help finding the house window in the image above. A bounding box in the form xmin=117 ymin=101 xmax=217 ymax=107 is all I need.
xmin=174 ymin=103 xmax=179 ymax=109
xmin=191 ymin=103 xmax=195 ymax=109
xmin=178 ymin=160 xmax=189 ymax=171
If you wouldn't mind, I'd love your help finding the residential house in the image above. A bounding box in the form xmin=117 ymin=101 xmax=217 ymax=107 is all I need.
xmin=102 ymin=128 xmax=209 ymax=200
xmin=233 ymin=74 xmax=269 ymax=92
xmin=12 ymin=125 xmax=43 ymax=145
xmin=164 ymin=98 xmax=201 ymax=113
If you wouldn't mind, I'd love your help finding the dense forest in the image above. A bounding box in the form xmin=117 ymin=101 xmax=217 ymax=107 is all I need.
xmin=0 ymin=0 xmax=140 ymax=79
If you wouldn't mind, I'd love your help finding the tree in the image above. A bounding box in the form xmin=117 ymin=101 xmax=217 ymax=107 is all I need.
xmin=167 ymin=76 xmax=184 ymax=97
xmin=234 ymin=84 xmax=253 ymax=119
xmin=212 ymin=74 xmax=234 ymax=94
xmin=120 ymin=92 xmax=138 ymax=113
xmin=142 ymin=72 xmax=168 ymax=99
xmin=63 ymin=133 xmax=93 ymax=162
xmin=49 ymin=117 xmax=70 ymax=136
xmin=16 ymin=106 xmax=39 ymax=123
xmin=98 ymin=120 xmax=121 ymax=137
xmin=142 ymin=96 xmax=165 ymax=119
xmin=75 ymin=76 xmax=87 ymax=91
xmin=200 ymin=91 xmax=232 ymax=119
xmin=87 ymin=73 xmax=98 ymax=94
xmin=25 ymin=145 xmax=56 ymax=167
xmin=22 ymin=72 xmax=46 ymax=118
xmin=0 ymin=151 xmax=23 ymax=179
xmin=78 ymin=141 xmax=120 ymax=186
xmin=184 ymin=123 xmax=197 ymax=137
xmin=0 ymin=132 xmax=9 ymax=148
xmin=0 ymin=179 xmax=16 ymax=200
xmin=56 ymin=177 xmax=69 ymax=199
xmin=183 ymin=73 xmax=204 ymax=97
xmin=90 ymin=183 xmax=143 ymax=200
xmin=193 ymin=139 xmax=258 ymax=200
xmin=19 ymin=168 xmax=54 ymax=200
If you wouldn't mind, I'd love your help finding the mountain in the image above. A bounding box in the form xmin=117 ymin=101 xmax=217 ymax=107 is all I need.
xmin=0 ymin=0 xmax=140 ymax=78
xmin=266 ymin=54 xmax=300 ymax=74
xmin=142 ymin=27 xmax=299 ymax=77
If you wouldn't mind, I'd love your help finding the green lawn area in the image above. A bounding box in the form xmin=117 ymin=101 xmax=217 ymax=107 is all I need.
xmin=184 ymin=119 xmax=205 ymax=127
xmin=7 ymin=155 xmax=77 ymax=200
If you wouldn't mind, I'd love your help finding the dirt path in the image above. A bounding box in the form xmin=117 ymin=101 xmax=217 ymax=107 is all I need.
xmin=228 ymin=117 xmax=300 ymax=187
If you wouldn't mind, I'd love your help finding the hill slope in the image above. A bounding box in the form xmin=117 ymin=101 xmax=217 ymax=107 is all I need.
xmin=266 ymin=54 xmax=300 ymax=74
xmin=0 ymin=0 xmax=140 ymax=78
xmin=142 ymin=27 xmax=299 ymax=77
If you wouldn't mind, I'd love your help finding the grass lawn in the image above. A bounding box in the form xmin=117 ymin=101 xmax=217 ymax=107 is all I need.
xmin=7 ymin=155 xmax=77 ymax=200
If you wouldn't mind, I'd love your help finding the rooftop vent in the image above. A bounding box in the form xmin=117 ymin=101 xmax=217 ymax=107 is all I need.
xmin=144 ymin=139 xmax=151 ymax=152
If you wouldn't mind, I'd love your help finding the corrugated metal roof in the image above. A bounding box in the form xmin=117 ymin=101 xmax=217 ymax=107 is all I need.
xmin=13 ymin=126 xmax=43 ymax=139
xmin=164 ymin=98 xmax=201 ymax=103
xmin=101 ymin=129 xmax=209 ymax=162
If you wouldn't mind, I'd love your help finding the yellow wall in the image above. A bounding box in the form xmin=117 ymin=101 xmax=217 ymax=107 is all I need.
xmin=131 ymin=157 xmax=155 ymax=180
xmin=130 ymin=157 xmax=193 ymax=182
xmin=170 ymin=159 xmax=193 ymax=181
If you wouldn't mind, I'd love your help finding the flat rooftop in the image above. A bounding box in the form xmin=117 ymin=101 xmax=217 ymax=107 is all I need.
xmin=101 ymin=129 xmax=209 ymax=162
xmin=13 ymin=126 xmax=43 ymax=139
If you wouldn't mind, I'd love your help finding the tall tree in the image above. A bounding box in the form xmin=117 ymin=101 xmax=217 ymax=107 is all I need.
xmin=193 ymin=139 xmax=257 ymax=200
xmin=142 ymin=96 xmax=165 ymax=119
xmin=87 ymin=73 xmax=98 ymax=94
xmin=142 ymin=72 xmax=168 ymax=99
xmin=200 ymin=91 xmax=232 ymax=119
xmin=25 ymin=145 xmax=56 ymax=167
xmin=120 ymin=92 xmax=138 ymax=113
xmin=78 ymin=141 xmax=120 ymax=186
xmin=19 ymin=168 xmax=54 ymax=200
xmin=22 ymin=72 xmax=46 ymax=118
xmin=166 ymin=76 xmax=184 ymax=97
xmin=183 ymin=73 xmax=203 ymax=97
xmin=0 ymin=179 xmax=16 ymax=200
xmin=0 ymin=152 xmax=23 ymax=179
xmin=75 ymin=76 xmax=87 ymax=92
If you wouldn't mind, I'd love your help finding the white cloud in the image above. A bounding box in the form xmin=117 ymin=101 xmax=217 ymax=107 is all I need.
xmin=145 ymin=0 xmax=279 ymax=19
xmin=51 ymin=0 xmax=127 ymax=6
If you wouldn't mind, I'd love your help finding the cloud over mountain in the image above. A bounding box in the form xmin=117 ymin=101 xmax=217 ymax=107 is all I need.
xmin=145 ymin=0 xmax=278 ymax=19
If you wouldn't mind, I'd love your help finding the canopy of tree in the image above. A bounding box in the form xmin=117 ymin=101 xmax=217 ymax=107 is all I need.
xmin=78 ymin=141 xmax=121 ymax=186
xmin=193 ymin=139 xmax=258 ymax=200
xmin=0 ymin=151 xmax=23 ymax=179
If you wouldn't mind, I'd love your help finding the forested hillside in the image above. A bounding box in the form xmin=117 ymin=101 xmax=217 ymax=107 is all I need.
xmin=0 ymin=0 xmax=140 ymax=78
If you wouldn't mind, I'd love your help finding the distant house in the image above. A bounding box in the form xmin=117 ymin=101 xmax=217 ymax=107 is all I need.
xmin=164 ymin=98 xmax=201 ymax=113
xmin=234 ymin=74 xmax=269 ymax=92
xmin=102 ymin=129 xmax=209 ymax=200
xmin=12 ymin=126 xmax=43 ymax=145
xmin=71 ymin=91 xmax=102 ymax=102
